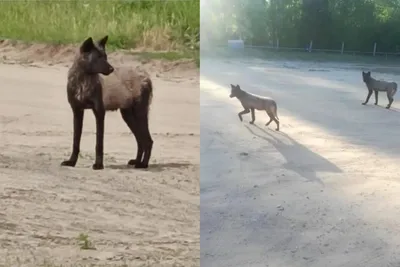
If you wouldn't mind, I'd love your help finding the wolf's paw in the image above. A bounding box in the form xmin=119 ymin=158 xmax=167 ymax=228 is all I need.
xmin=61 ymin=160 xmax=76 ymax=167
xmin=92 ymin=163 xmax=104 ymax=170
xmin=128 ymin=159 xmax=137 ymax=165
xmin=135 ymin=162 xmax=149 ymax=169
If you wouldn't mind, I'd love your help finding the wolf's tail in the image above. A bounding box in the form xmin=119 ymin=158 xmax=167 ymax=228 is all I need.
xmin=273 ymin=102 xmax=279 ymax=120
xmin=142 ymin=77 xmax=154 ymax=114
xmin=393 ymin=82 xmax=398 ymax=97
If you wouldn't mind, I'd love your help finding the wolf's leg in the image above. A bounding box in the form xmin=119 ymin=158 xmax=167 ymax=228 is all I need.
xmin=271 ymin=112 xmax=280 ymax=131
xmin=266 ymin=111 xmax=279 ymax=131
xmin=135 ymin=109 xmax=153 ymax=169
xmin=61 ymin=108 xmax=84 ymax=167
xmin=265 ymin=113 xmax=273 ymax=126
xmin=374 ymin=90 xmax=379 ymax=105
xmin=92 ymin=106 xmax=106 ymax=170
xmin=120 ymin=108 xmax=143 ymax=166
xmin=238 ymin=109 xmax=250 ymax=122
xmin=362 ymin=89 xmax=373 ymax=105
xmin=386 ymin=89 xmax=394 ymax=109
xmin=249 ymin=108 xmax=255 ymax=124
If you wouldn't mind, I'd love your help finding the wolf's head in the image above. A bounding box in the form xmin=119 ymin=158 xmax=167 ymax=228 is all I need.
xmin=77 ymin=35 xmax=114 ymax=76
xmin=230 ymin=84 xmax=242 ymax=98
xmin=362 ymin=71 xmax=371 ymax=83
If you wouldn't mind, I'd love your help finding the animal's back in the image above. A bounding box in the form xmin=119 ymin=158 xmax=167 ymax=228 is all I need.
xmin=101 ymin=66 xmax=150 ymax=111
xmin=368 ymin=77 xmax=396 ymax=92
xmin=240 ymin=91 xmax=276 ymax=110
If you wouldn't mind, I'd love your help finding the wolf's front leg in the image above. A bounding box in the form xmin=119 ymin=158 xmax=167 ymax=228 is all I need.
xmin=374 ymin=90 xmax=378 ymax=105
xmin=249 ymin=108 xmax=255 ymax=124
xmin=238 ymin=109 xmax=250 ymax=122
xmin=92 ymin=107 xmax=106 ymax=170
xmin=362 ymin=90 xmax=373 ymax=105
xmin=61 ymin=108 xmax=84 ymax=167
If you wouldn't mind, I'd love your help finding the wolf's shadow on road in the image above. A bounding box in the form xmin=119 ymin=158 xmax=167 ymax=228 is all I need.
xmin=244 ymin=124 xmax=342 ymax=185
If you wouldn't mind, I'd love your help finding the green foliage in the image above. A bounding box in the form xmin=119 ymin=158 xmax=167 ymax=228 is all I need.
xmin=77 ymin=233 xmax=95 ymax=250
xmin=202 ymin=0 xmax=400 ymax=52
xmin=0 ymin=0 xmax=199 ymax=57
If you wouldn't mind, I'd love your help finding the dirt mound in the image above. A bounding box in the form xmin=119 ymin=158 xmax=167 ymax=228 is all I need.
xmin=0 ymin=39 xmax=198 ymax=79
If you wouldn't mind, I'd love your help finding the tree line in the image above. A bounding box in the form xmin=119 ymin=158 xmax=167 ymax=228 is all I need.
xmin=201 ymin=0 xmax=400 ymax=53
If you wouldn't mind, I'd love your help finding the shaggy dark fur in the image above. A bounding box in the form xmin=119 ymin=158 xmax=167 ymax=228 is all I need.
xmin=61 ymin=35 xmax=154 ymax=170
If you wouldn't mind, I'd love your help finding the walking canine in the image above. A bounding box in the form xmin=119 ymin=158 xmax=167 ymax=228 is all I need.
xmin=362 ymin=71 xmax=397 ymax=109
xmin=61 ymin=35 xmax=154 ymax=170
xmin=229 ymin=84 xmax=280 ymax=131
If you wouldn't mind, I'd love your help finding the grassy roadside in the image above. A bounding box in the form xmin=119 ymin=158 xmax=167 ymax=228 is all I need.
xmin=0 ymin=0 xmax=199 ymax=65
xmin=202 ymin=46 xmax=400 ymax=66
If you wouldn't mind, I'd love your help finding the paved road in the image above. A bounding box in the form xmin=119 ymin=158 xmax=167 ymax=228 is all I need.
xmin=200 ymin=57 xmax=400 ymax=267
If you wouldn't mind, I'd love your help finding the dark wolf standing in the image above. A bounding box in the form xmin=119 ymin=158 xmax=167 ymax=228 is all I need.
xmin=362 ymin=71 xmax=397 ymax=109
xmin=229 ymin=84 xmax=280 ymax=131
xmin=61 ymin=35 xmax=154 ymax=170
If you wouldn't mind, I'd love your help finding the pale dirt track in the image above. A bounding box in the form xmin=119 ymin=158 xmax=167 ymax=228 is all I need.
xmin=201 ymin=57 xmax=400 ymax=267
xmin=0 ymin=60 xmax=199 ymax=266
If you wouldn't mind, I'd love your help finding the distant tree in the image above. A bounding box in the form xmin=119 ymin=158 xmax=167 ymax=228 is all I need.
xmin=202 ymin=0 xmax=400 ymax=52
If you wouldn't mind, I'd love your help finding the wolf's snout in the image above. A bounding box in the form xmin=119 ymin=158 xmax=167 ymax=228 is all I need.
xmin=101 ymin=65 xmax=114 ymax=76
xmin=103 ymin=65 xmax=114 ymax=75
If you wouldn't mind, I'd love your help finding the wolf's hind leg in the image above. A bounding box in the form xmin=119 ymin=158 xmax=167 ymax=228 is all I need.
xmin=238 ymin=108 xmax=250 ymax=122
xmin=120 ymin=108 xmax=143 ymax=166
xmin=249 ymin=108 xmax=255 ymax=124
xmin=386 ymin=89 xmax=394 ymax=109
xmin=266 ymin=111 xmax=279 ymax=131
xmin=265 ymin=116 xmax=273 ymax=126
xmin=135 ymin=111 xmax=153 ymax=169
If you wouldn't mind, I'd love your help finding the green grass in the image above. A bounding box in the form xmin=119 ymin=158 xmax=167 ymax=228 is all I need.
xmin=131 ymin=50 xmax=200 ymax=67
xmin=77 ymin=233 xmax=95 ymax=250
xmin=0 ymin=0 xmax=199 ymax=63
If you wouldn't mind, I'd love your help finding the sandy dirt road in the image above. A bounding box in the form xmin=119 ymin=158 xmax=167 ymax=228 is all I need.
xmin=201 ymin=57 xmax=400 ymax=267
xmin=0 ymin=61 xmax=199 ymax=266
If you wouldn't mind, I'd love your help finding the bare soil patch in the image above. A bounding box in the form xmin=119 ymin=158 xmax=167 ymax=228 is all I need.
xmin=0 ymin=41 xmax=199 ymax=267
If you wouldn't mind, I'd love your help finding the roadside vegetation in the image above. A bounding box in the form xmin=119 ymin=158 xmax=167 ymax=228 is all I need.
xmin=0 ymin=0 xmax=199 ymax=63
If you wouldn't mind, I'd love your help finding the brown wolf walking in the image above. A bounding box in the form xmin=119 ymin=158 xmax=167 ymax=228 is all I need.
xmin=362 ymin=71 xmax=397 ymax=109
xmin=61 ymin=35 xmax=154 ymax=170
xmin=229 ymin=84 xmax=280 ymax=131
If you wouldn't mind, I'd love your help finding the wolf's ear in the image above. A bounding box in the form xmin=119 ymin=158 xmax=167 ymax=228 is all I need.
xmin=80 ymin=37 xmax=95 ymax=53
xmin=98 ymin=35 xmax=109 ymax=48
xmin=368 ymin=71 xmax=371 ymax=75
xmin=236 ymin=84 xmax=240 ymax=88
xmin=230 ymin=84 xmax=234 ymax=88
